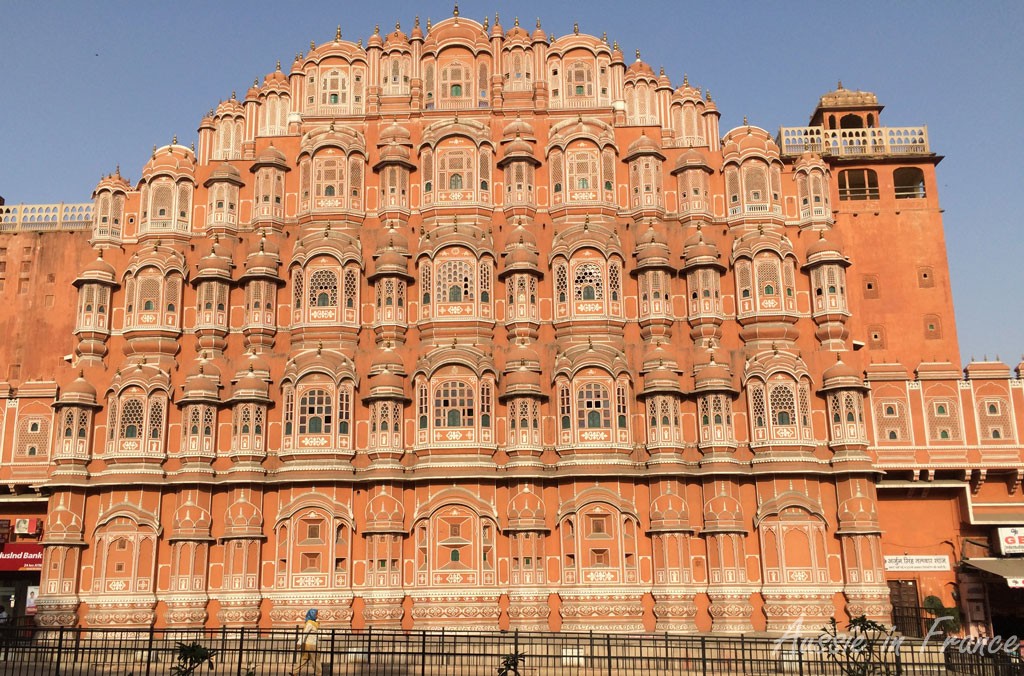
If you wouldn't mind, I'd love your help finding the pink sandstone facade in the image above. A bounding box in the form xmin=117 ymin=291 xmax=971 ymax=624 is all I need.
xmin=0 ymin=11 xmax=1021 ymax=636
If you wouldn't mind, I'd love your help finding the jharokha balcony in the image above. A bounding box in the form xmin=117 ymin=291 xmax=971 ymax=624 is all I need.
xmin=777 ymin=126 xmax=930 ymax=157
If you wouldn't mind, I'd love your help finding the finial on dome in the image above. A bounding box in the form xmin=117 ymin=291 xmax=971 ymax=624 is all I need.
xmin=483 ymin=16 xmax=488 ymax=30
xmin=374 ymin=24 xmax=380 ymax=34
xmin=837 ymin=79 xmax=843 ymax=89
xmin=415 ymin=15 xmax=420 ymax=27
xmin=276 ymin=60 xmax=281 ymax=71
xmin=427 ymin=17 xmax=432 ymax=30
xmin=335 ymin=25 xmax=342 ymax=41
xmin=602 ymin=31 xmax=607 ymax=43
xmin=583 ymin=214 xmax=590 ymax=230
xmin=230 ymin=90 xmax=236 ymax=99
xmin=329 ymin=121 xmax=335 ymax=131
xmin=573 ymin=22 xmax=579 ymax=35
xmin=115 ymin=164 xmax=120 ymax=176
xmin=395 ymin=20 xmax=401 ymax=30
xmin=635 ymin=48 xmax=641 ymax=60
xmin=310 ymin=40 xmax=316 ymax=50
xmin=152 ymin=145 xmax=157 ymax=158
xmin=743 ymin=115 xmax=748 ymax=125
xmin=659 ymin=66 xmax=665 ymax=76
xmin=587 ymin=337 xmax=594 ymax=350
xmin=253 ymin=78 xmax=259 ymax=87
xmin=190 ymin=141 xmax=195 ymax=152
xmin=514 ymin=16 xmax=519 ymax=27
xmin=172 ymin=134 xmax=178 ymax=145
xmin=683 ymin=73 xmax=688 ymax=86
xmin=705 ymin=89 xmax=712 ymax=102
xmin=613 ymin=40 xmax=619 ymax=50
xmin=317 ymin=341 xmax=323 ymax=355
xmin=537 ymin=17 xmax=541 ymax=28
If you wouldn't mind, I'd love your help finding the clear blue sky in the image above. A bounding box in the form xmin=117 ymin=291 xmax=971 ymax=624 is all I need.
xmin=1 ymin=1 xmax=1021 ymax=366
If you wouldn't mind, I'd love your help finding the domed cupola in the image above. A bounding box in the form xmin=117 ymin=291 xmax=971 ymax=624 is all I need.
xmin=639 ymin=342 xmax=683 ymax=396
xmin=374 ymin=119 xmax=414 ymax=215
xmin=632 ymin=222 xmax=674 ymax=329
xmin=803 ymin=230 xmax=852 ymax=349
xmin=238 ymin=234 xmax=283 ymax=352
xmin=180 ymin=358 xmax=222 ymax=404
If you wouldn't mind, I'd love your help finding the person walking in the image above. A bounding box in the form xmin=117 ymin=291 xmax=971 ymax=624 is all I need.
xmin=289 ymin=608 xmax=321 ymax=676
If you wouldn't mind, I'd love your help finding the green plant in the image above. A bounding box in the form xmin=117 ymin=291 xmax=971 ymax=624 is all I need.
xmin=497 ymin=650 xmax=527 ymax=676
xmin=819 ymin=615 xmax=899 ymax=676
xmin=169 ymin=641 xmax=219 ymax=675
xmin=923 ymin=594 xmax=961 ymax=634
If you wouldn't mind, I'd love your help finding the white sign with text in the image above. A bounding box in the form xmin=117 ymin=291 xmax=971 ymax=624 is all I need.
xmin=884 ymin=555 xmax=951 ymax=572
xmin=996 ymin=527 xmax=1024 ymax=556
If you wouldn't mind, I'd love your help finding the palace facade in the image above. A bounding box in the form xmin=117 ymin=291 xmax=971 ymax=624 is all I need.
xmin=0 ymin=10 xmax=1022 ymax=636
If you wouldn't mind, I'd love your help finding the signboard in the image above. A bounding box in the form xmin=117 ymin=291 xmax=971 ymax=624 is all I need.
xmin=884 ymin=555 xmax=951 ymax=572
xmin=1008 ymin=578 xmax=1024 ymax=589
xmin=0 ymin=544 xmax=43 ymax=571
xmin=996 ymin=527 xmax=1024 ymax=556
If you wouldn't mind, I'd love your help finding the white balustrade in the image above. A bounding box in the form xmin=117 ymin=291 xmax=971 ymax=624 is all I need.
xmin=0 ymin=203 xmax=93 ymax=232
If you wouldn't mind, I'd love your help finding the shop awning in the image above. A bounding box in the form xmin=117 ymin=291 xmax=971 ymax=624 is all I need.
xmin=963 ymin=558 xmax=1024 ymax=588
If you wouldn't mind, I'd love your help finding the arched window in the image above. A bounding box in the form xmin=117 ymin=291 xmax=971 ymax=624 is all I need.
xmin=894 ymin=167 xmax=926 ymax=199
xmin=449 ymin=173 xmax=463 ymax=190
xmin=577 ymin=383 xmax=611 ymax=429
xmin=308 ymin=269 xmax=339 ymax=308
xmin=573 ymin=263 xmax=604 ymax=301
xmin=299 ymin=389 xmax=333 ymax=435
xmin=838 ymin=169 xmax=879 ymax=200
xmin=435 ymin=380 xmax=474 ymax=428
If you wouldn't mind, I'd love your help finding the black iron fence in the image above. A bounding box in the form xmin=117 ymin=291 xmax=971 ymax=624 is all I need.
xmin=0 ymin=625 xmax=1020 ymax=675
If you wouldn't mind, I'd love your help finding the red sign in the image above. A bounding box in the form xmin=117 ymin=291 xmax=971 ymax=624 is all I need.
xmin=0 ymin=544 xmax=43 ymax=571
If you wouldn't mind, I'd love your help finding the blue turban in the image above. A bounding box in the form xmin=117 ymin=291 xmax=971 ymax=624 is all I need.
xmin=305 ymin=608 xmax=318 ymax=621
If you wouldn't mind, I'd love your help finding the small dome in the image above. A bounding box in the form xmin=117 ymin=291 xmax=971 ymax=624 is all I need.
xmin=207 ymin=162 xmax=243 ymax=185
xmin=93 ymin=170 xmax=131 ymax=195
xmin=625 ymin=53 xmax=656 ymax=81
xmin=624 ymin=132 xmax=664 ymax=161
xmin=507 ymin=488 xmax=546 ymax=530
xmin=682 ymin=228 xmax=724 ymax=270
xmin=503 ymin=19 xmax=530 ymax=45
xmin=805 ymin=230 xmax=847 ymax=265
xmin=656 ymin=68 xmax=672 ymax=90
xmin=383 ymin=23 xmax=410 ymax=48
xmin=74 ymin=251 xmax=117 ymax=287
xmin=819 ymin=83 xmax=878 ymax=108
xmin=252 ymin=144 xmax=288 ymax=170
xmin=367 ymin=24 xmax=384 ymax=49
xmin=821 ymin=356 xmax=864 ymax=392
xmin=693 ymin=357 xmax=736 ymax=393
xmin=650 ymin=492 xmax=692 ymax=532
xmin=722 ymin=125 xmax=781 ymax=162
xmin=672 ymin=148 xmax=712 ymax=173
xmin=380 ymin=118 xmax=412 ymax=143
xmin=703 ymin=494 xmax=744 ymax=530
xmin=141 ymin=145 xmax=196 ymax=181
xmin=231 ymin=365 xmax=270 ymax=403
xmin=501 ymin=136 xmax=537 ymax=164
xmin=241 ymin=235 xmax=282 ymax=282
xmin=365 ymin=491 xmax=405 ymax=532
xmin=502 ymin=115 xmax=535 ymax=141
xmin=634 ymin=223 xmax=671 ymax=267
xmin=173 ymin=502 xmax=212 ymax=537
xmin=58 ymin=372 xmax=98 ymax=406
xmin=505 ymin=366 xmax=542 ymax=390
xmin=182 ymin=367 xmax=220 ymax=402
xmin=214 ymin=96 xmax=244 ymax=118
